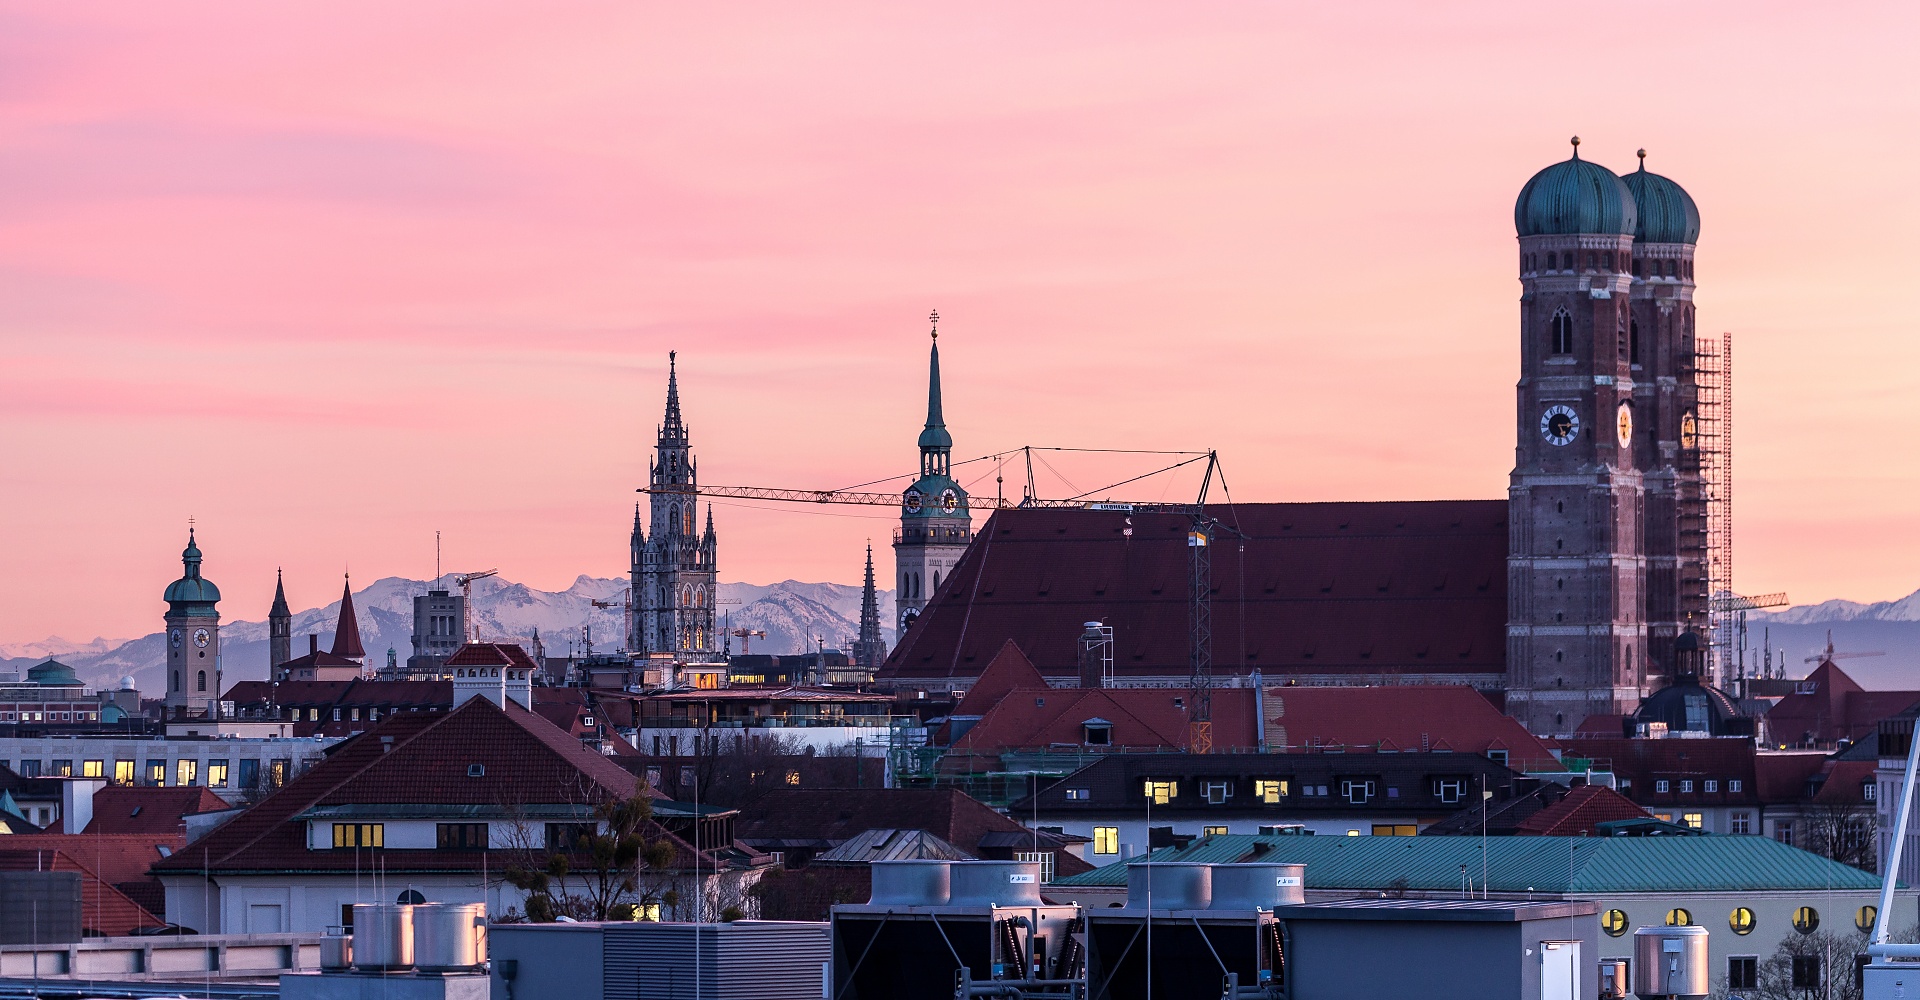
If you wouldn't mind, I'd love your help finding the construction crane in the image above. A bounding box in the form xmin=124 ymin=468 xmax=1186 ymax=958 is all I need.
xmin=591 ymin=589 xmax=633 ymax=653
xmin=453 ymin=569 xmax=497 ymax=642
xmin=728 ymin=627 xmax=767 ymax=655
xmin=1708 ymin=591 xmax=1788 ymax=695
xmin=1804 ymin=630 xmax=1886 ymax=665
xmin=642 ymin=449 xmax=1236 ymax=752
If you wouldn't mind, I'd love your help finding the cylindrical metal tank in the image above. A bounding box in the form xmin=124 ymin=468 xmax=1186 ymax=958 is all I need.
xmin=947 ymin=861 xmax=1045 ymax=907
xmin=350 ymin=904 xmax=415 ymax=972
xmin=413 ymin=903 xmax=487 ymax=971
xmin=319 ymin=931 xmax=353 ymax=972
xmin=1599 ymin=957 xmax=1629 ymax=998
xmin=869 ymin=860 xmax=953 ymax=906
xmin=1207 ymin=863 xmax=1305 ymax=910
xmin=1632 ymin=925 xmax=1709 ymax=998
xmin=1124 ymin=862 xmax=1212 ymax=910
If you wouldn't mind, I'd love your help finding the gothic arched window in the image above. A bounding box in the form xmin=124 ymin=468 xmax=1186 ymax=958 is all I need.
xmin=1550 ymin=310 xmax=1573 ymax=354
xmin=666 ymin=503 xmax=679 ymax=533
xmin=684 ymin=506 xmax=695 ymax=534
xmin=197 ymin=670 xmax=206 ymax=692
xmin=1546 ymin=251 xmax=1557 ymax=270
xmin=1630 ymin=319 xmax=1641 ymax=365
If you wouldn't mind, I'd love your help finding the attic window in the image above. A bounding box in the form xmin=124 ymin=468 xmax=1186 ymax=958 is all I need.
xmin=1034 ymin=697 xmax=1045 ymax=707
xmin=1083 ymin=720 xmax=1112 ymax=746
xmin=129 ymin=806 xmax=143 ymax=817
xmin=467 ymin=764 xmax=486 ymax=778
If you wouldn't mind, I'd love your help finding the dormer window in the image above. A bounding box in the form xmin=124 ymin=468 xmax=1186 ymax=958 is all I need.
xmin=1083 ymin=719 xmax=1113 ymax=746
xmin=1202 ymin=780 xmax=1233 ymax=805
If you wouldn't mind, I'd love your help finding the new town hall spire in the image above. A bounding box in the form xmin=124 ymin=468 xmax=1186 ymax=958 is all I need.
xmin=632 ymin=353 xmax=719 ymax=656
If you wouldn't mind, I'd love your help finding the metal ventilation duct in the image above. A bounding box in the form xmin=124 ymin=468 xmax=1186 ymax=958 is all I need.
xmin=1124 ymin=862 xmax=1212 ymax=910
xmin=1208 ymin=863 xmax=1305 ymax=910
xmin=868 ymin=860 xmax=953 ymax=906
xmin=947 ymin=861 xmax=1045 ymax=907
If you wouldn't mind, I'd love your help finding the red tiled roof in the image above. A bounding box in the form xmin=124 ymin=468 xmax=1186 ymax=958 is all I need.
xmin=953 ymin=641 xmax=1048 ymax=717
xmin=0 ymin=834 xmax=178 ymax=886
xmin=1513 ymin=785 xmax=1650 ymax=835
xmin=950 ymin=681 xmax=1259 ymax=756
xmin=444 ymin=643 xmax=539 ymax=669
xmin=1812 ymin=759 xmax=1877 ymax=806
xmin=83 ymin=785 xmax=231 ymax=836
xmin=149 ymin=697 xmax=724 ymax=878
xmin=1753 ymin=751 xmax=1832 ymax=803
xmin=331 ymin=578 xmax=366 ymax=660
xmin=0 ymin=849 xmax=164 ymax=935
xmin=1766 ymin=661 xmax=1920 ymax=746
xmin=1573 ymin=737 xmax=1762 ymax=806
xmin=1264 ymin=686 xmax=1560 ymax=764
xmin=880 ymin=502 xmax=1508 ymax=684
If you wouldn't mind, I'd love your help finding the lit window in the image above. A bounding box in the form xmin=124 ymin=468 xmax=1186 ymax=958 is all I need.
xmin=146 ymin=760 xmax=165 ymax=785
xmin=1682 ymin=813 xmax=1703 ymax=829
xmin=1729 ymin=907 xmax=1755 ymax=935
xmin=81 ymin=760 xmax=103 ymax=778
xmin=784 ymin=770 xmax=800 ymax=786
xmin=113 ymin=760 xmax=135 ymax=784
xmin=332 ymin=823 xmax=384 ymax=848
xmin=1666 ymin=908 xmax=1693 ymax=926
xmin=176 ymin=759 xmax=198 ymax=786
xmin=1144 ymin=781 xmax=1177 ymax=805
xmin=1600 ymin=910 xmax=1628 ymax=937
xmin=1255 ymin=780 xmax=1289 ymax=804
xmin=208 ymin=760 xmax=229 ymax=788
xmin=1202 ymin=826 xmax=1229 ymax=837
xmin=52 ymin=760 xmax=73 ymax=777
xmin=1093 ymin=827 xmax=1119 ymax=855
xmin=1858 ymin=905 xmax=1880 ymax=933
xmin=1371 ymin=824 xmax=1417 ymax=837
xmin=1792 ymin=906 xmax=1820 ymax=935
xmin=1065 ymin=788 xmax=1090 ymax=801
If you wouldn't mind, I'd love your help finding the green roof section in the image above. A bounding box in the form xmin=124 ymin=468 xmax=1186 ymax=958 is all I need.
xmin=1053 ymin=835 xmax=1883 ymax=895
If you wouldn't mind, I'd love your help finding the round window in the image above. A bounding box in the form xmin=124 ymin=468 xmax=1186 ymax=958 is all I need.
xmin=1601 ymin=909 xmax=1628 ymax=937
xmin=1793 ymin=906 xmax=1820 ymax=935
xmin=1729 ymin=907 xmax=1755 ymax=936
xmin=1859 ymin=905 xmax=1880 ymax=933
xmin=1665 ymin=908 xmax=1693 ymax=927
xmin=396 ymin=889 xmax=426 ymax=905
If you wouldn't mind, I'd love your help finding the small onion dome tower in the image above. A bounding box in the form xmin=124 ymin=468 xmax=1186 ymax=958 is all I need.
xmin=162 ymin=526 xmax=222 ymax=713
xmin=1627 ymin=630 xmax=1751 ymax=737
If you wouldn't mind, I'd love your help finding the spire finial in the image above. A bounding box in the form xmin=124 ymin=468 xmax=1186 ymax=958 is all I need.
xmin=1636 ymin=148 xmax=1647 ymax=171
xmin=1569 ymin=135 xmax=1580 ymax=159
xmin=929 ymin=309 xmax=939 ymax=341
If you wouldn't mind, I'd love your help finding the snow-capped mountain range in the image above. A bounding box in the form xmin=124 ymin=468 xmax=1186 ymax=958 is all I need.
xmin=3 ymin=576 xmax=895 ymax=694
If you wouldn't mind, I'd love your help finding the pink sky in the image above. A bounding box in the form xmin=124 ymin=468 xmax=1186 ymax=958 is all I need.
xmin=5 ymin=2 xmax=1920 ymax=642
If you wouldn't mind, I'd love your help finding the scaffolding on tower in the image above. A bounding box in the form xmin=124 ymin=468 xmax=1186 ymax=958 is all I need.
xmin=1695 ymin=332 xmax=1735 ymax=682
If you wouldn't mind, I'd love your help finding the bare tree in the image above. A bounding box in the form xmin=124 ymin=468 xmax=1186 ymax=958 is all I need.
xmin=1803 ymin=802 xmax=1878 ymax=873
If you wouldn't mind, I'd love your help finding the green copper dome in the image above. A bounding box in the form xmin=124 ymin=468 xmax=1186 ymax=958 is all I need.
xmin=27 ymin=660 xmax=80 ymax=686
xmin=162 ymin=528 xmax=221 ymax=606
xmin=1619 ymin=152 xmax=1700 ymax=244
xmin=1515 ymin=139 xmax=1637 ymax=238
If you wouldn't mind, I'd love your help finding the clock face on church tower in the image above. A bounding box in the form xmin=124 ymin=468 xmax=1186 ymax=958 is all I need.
xmin=1616 ymin=402 xmax=1633 ymax=447
xmin=193 ymin=628 xmax=210 ymax=648
xmin=1540 ymin=405 xmax=1579 ymax=446
xmin=169 ymin=629 xmax=182 ymax=650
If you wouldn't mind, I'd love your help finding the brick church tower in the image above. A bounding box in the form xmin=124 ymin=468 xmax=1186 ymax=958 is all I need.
xmin=1506 ymin=139 xmax=1708 ymax=734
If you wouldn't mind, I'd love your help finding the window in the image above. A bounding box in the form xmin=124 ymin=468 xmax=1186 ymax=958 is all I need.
xmin=1678 ymin=779 xmax=1694 ymax=793
xmin=52 ymin=760 xmax=72 ymax=777
xmin=1434 ymin=777 xmax=1466 ymax=804
xmin=176 ymin=759 xmax=198 ymax=786
xmin=332 ymin=823 xmax=384 ymax=848
xmin=208 ymin=760 xmax=229 ymax=788
xmin=545 ymin=823 xmax=597 ymax=852
xmin=1703 ymin=780 xmax=1717 ymax=793
xmin=1665 ymin=908 xmax=1692 ymax=927
xmin=1093 ymin=827 xmax=1119 ymax=856
xmin=1255 ymin=780 xmax=1289 ymax=804
xmin=1201 ymin=780 xmax=1233 ymax=805
xmin=1202 ymin=826 xmax=1229 ymax=837
xmin=1065 ymin=788 xmax=1090 ymax=801
xmin=1793 ymin=906 xmax=1820 ymax=935
xmin=1655 ymin=779 xmax=1670 ymax=793
xmin=1858 ymin=905 xmax=1880 ymax=933
xmin=146 ymin=760 xmax=166 ymax=785
xmin=680 ymin=766 xmax=696 ymax=787
xmin=1486 ymin=749 xmax=1509 ymax=766
xmin=1729 ymin=907 xmax=1755 ymax=936
xmin=1371 ymin=825 xmax=1417 ymax=837
xmin=1549 ymin=311 xmax=1573 ymax=354
xmin=197 ymin=670 xmax=206 ymax=692
xmin=82 ymin=760 xmax=103 ymax=778
xmin=1547 ymin=251 xmax=1557 ymax=270
xmin=332 ymin=708 xmax=342 ymax=722
xmin=1727 ymin=956 xmax=1758 ymax=989
xmin=270 ymin=759 xmax=290 ymax=787
xmin=1681 ymin=812 xmax=1703 ymax=829
xmin=1774 ymin=821 xmax=1796 ymax=846
xmin=1144 ymin=781 xmax=1177 ymax=805
xmin=238 ymin=759 xmax=259 ymax=789
xmin=17 ymin=760 xmax=40 ymax=777
xmin=784 ymin=770 xmax=801 ymax=786
xmin=1601 ymin=910 xmax=1628 ymax=937
xmin=1082 ymin=721 xmax=1112 ymax=746
xmin=437 ymin=823 xmax=488 ymax=850
xmin=1341 ymin=779 xmax=1376 ymax=805
xmin=1791 ymin=954 xmax=1822 ymax=991
xmin=1865 ymin=781 xmax=1878 ymax=802
xmin=1629 ymin=319 xmax=1640 ymax=365
xmin=1730 ymin=812 xmax=1752 ymax=835
xmin=113 ymin=760 xmax=135 ymax=784
xmin=1013 ymin=850 xmax=1054 ymax=884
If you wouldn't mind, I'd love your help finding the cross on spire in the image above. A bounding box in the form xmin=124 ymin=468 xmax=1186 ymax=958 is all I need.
xmin=929 ymin=309 xmax=939 ymax=340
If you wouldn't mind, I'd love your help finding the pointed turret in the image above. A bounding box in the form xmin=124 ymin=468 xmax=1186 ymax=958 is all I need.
xmin=856 ymin=543 xmax=887 ymax=670
xmin=662 ymin=350 xmax=686 ymax=439
xmin=331 ymin=575 xmax=366 ymax=661
xmin=268 ymin=568 xmax=293 ymax=671
xmin=918 ymin=324 xmax=953 ymax=455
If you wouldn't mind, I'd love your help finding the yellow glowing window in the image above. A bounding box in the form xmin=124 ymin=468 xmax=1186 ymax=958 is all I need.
xmin=1729 ymin=907 xmax=1755 ymax=935
xmin=1203 ymin=826 xmax=1229 ymax=837
xmin=1144 ymin=781 xmax=1178 ymax=805
xmin=113 ymin=760 xmax=135 ymax=784
xmin=1370 ymin=824 xmax=1417 ymax=837
xmin=1793 ymin=906 xmax=1820 ymax=935
xmin=1858 ymin=905 xmax=1879 ymax=933
xmin=1682 ymin=812 xmax=1703 ymax=829
xmin=1666 ymin=908 xmax=1693 ymax=926
xmin=1255 ymin=780 xmax=1289 ymax=804
xmin=81 ymin=760 xmax=103 ymax=778
xmin=1093 ymin=827 xmax=1119 ymax=855
xmin=1601 ymin=910 xmax=1628 ymax=937
xmin=332 ymin=823 xmax=384 ymax=849
xmin=784 ymin=770 xmax=801 ymax=786
xmin=176 ymin=759 xmax=198 ymax=786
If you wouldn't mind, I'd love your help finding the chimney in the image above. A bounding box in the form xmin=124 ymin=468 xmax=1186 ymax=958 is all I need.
xmin=60 ymin=778 xmax=106 ymax=834
xmin=1077 ymin=622 xmax=1113 ymax=689
xmin=309 ymin=635 xmax=319 ymax=656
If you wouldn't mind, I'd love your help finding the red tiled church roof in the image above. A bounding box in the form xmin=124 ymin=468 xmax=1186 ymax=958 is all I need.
xmin=881 ymin=502 xmax=1508 ymax=685
xmin=330 ymin=577 xmax=365 ymax=660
